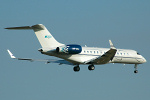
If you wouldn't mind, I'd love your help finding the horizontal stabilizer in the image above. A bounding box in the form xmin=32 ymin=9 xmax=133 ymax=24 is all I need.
xmin=5 ymin=26 xmax=32 ymax=30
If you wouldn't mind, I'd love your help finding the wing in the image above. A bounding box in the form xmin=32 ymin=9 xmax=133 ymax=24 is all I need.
xmin=84 ymin=40 xmax=117 ymax=64
xmin=7 ymin=50 xmax=73 ymax=65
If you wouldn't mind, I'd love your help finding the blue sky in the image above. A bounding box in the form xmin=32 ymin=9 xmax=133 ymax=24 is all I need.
xmin=1 ymin=0 xmax=150 ymax=100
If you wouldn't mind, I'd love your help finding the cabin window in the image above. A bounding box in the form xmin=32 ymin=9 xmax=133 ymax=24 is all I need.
xmin=94 ymin=51 xmax=95 ymax=53
xmin=90 ymin=51 xmax=92 ymax=53
xmin=87 ymin=51 xmax=89 ymax=53
xmin=84 ymin=51 xmax=86 ymax=53
xmin=97 ymin=51 xmax=99 ymax=53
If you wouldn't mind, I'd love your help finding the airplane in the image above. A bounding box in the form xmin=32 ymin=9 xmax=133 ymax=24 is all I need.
xmin=5 ymin=24 xmax=146 ymax=73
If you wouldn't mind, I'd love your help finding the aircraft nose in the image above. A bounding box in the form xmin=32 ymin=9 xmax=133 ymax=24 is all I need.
xmin=143 ymin=57 xmax=147 ymax=63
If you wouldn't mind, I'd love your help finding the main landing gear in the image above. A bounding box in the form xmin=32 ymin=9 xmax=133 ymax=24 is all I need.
xmin=134 ymin=64 xmax=138 ymax=73
xmin=73 ymin=65 xmax=80 ymax=72
xmin=88 ymin=65 xmax=95 ymax=71
xmin=73 ymin=65 xmax=95 ymax=72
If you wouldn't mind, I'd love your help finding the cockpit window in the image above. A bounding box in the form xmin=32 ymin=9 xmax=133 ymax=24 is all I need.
xmin=137 ymin=52 xmax=140 ymax=55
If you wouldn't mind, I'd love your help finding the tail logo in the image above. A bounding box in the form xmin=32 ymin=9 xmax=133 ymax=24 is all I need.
xmin=45 ymin=35 xmax=52 ymax=39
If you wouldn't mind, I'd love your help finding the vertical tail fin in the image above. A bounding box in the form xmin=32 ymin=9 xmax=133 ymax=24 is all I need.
xmin=31 ymin=24 xmax=64 ymax=48
xmin=5 ymin=24 xmax=64 ymax=48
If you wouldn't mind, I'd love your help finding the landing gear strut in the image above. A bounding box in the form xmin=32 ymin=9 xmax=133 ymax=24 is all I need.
xmin=88 ymin=65 xmax=95 ymax=71
xmin=73 ymin=65 xmax=80 ymax=72
xmin=134 ymin=64 xmax=138 ymax=73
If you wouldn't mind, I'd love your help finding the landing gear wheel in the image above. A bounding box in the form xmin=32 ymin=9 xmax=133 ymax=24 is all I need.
xmin=134 ymin=64 xmax=138 ymax=74
xmin=73 ymin=66 xmax=80 ymax=72
xmin=134 ymin=70 xmax=138 ymax=73
xmin=88 ymin=65 xmax=95 ymax=71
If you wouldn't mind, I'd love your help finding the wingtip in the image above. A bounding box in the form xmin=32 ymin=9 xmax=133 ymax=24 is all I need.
xmin=109 ymin=40 xmax=116 ymax=49
xmin=7 ymin=49 xmax=16 ymax=59
xmin=109 ymin=40 xmax=113 ymax=46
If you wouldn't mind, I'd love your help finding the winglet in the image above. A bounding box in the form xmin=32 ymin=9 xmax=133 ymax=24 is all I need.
xmin=109 ymin=40 xmax=116 ymax=49
xmin=7 ymin=49 xmax=16 ymax=59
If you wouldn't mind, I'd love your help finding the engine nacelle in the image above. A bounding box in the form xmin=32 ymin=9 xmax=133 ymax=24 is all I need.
xmin=56 ymin=44 xmax=82 ymax=54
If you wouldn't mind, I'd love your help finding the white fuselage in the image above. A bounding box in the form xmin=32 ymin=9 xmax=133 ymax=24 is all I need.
xmin=6 ymin=24 xmax=147 ymax=73
xmin=42 ymin=46 xmax=146 ymax=65
xmin=6 ymin=24 xmax=146 ymax=65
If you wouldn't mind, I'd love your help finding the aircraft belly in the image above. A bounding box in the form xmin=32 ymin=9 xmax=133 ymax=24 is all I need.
xmin=43 ymin=52 xmax=95 ymax=64
xmin=67 ymin=54 xmax=96 ymax=64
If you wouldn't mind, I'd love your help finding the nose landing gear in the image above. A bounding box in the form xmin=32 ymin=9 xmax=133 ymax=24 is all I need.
xmin=134 ymin=64 xmax=138 ymax=73
xmin=134 ymin=70 xmax=138 ymax=73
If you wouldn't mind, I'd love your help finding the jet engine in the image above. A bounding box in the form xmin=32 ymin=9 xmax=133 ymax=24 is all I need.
xmin=56 ymin=44 xmax=82 ymax=54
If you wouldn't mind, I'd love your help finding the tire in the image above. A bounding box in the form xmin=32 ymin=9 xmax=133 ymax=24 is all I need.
xmin=88 ymin=65 xmax=95 ymax=70
xmin=134 ymin=70 xmax=138 ymax=73
xmin=73 ymin=66 xmax=80 ymax=72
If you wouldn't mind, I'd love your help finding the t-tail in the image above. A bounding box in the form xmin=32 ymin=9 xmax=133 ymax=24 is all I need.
xmin=5 ymin=24 xmax=64 ymax=49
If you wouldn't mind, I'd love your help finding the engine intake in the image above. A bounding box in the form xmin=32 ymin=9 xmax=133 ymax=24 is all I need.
xmin=56 ymin=44 xmax=82 ymax=54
